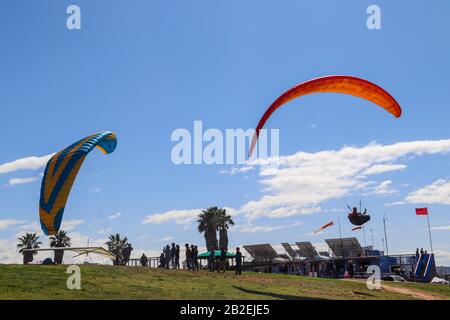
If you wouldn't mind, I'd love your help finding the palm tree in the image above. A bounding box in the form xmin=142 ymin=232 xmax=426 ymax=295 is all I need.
xmin=17 ymin=233 xmax=42 ymax=265
xmin=197 ymin=207 xmax=221 ymax=251
xmin=49 ymin=230 xmax=71 ymax=264
xmin=106 ymin=233 xmax=129 ymax=265
xmin=217 ymin=210 xmax=234 ymax=251
xmin=197 ymin=207 xmax=234 ymax=251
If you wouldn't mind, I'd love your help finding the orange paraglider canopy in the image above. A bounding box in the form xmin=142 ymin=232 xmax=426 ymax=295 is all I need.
xmin=249 ymin=75 xmax=402 ymax=156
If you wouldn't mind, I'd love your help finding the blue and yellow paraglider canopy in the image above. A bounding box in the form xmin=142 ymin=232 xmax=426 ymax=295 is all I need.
xmin=39 ymin=131 xmax=117 ymax=236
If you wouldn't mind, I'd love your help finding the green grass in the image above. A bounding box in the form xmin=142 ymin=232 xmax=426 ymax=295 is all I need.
xmin=0 ymin=264 xmax=449 ymax=300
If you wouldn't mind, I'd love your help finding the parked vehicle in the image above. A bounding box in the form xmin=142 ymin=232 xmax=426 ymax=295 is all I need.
xmin=382 ymin=274 xmax=406 ymax=282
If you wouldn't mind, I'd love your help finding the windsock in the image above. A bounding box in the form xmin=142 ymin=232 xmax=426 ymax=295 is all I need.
xmin=313 ymin=221 xmax=334 ymax=234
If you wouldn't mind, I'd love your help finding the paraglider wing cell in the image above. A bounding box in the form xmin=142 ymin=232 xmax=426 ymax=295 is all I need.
xmin=39 ymin=131 xmax=117 ymax=236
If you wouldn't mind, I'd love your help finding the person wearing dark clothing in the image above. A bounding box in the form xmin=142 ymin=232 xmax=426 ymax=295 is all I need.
xmin=190 ymin=245 xmax=196 ymax=271
xmin=348 ymin=261 xmax=354 ymax=278
xmin=218 ymin=247 xmax=227 ymax=273
xmin=185 ymin=243 xmax=191 ymax=270
xmin=209 ymin=246 xmax=216 ymax=272
xmin=164 ymin=245 xmax=171 ymax=269
xmin=235 ymin=247 xmax=242 ymax=275
xmin=194 ymin=245 xmax=199 ymax=270
xmin=420 ymin=248 xmax=424 ymax=255
xmin=159 ymin=253 xmax=165 ymax=268
xmin=415 ymin=248 xmax=420 ymax=260
xmin=140 ymin=253 xmax=148 ymax=267
xmin=175 ymin=244 xmax=180 ymax=269
xmin=332 ymin=262 xmax=337 ymax=278
xmin=170 ymin=243 xmax=176 ymax=268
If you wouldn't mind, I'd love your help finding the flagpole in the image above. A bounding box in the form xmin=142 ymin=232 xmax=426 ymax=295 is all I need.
xmin=426 ymin=212 xmax=434 ymax=254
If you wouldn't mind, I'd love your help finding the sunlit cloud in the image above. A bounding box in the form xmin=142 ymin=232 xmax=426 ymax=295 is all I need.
xmin=405 ymin=179 xmax=450 ymax=205
xmin=0 ymin=154 xmax=54 ymax=174
xmin=9 ymin=176 xmax=39 ymax=186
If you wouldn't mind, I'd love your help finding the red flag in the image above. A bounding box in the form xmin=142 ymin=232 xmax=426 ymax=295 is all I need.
xmin=416 ymin=208 xmax=429 ymax=215
xmin=313 ymin=221 xmax=334 ymax=234
xmin=352 ymin=226 xmax=362 ymax=231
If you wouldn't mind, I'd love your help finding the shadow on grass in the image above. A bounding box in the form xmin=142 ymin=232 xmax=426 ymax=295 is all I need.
xmin=232 ymin=286 xmax=327 ymax=300
xmin=353 ymin=291 xmax=376 ymax=297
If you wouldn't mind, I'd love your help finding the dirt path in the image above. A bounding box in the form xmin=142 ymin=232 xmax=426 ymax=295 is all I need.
xmin=381 ymin=284 xmax=445 ymax=300
xmin=344 ymin=279 xmax=446 ymax=300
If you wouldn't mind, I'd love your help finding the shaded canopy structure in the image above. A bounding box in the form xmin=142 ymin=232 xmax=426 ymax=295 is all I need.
xmin=197 ymin=250 xmax=236 ymax=259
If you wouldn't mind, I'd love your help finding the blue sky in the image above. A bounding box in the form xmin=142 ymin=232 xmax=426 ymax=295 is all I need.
xmin=1 ymin=1 xmax=450 ymax=264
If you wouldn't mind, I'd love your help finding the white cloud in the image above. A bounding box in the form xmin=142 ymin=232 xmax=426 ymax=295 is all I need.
xmin=238 ymin=139 xmax=450 ymax=220
xmin=238 ymin=221 xmax=303 ymax=233
xmin=405 ymin=179 xmax=450 ymax=205
xmin=386 ymin=201 xmax=407 ymax=206
xmin=153 ymin=236 xmax=174 ymax=242
xmin=143 ymin=209 xmax=201 ymax=225
xmin=97 ymin=227 xmax=112 ymax=235
xmin=143 ymin=207 xmax=237 ymax=225
xmin=0 ymin=219 xmax=26 ymax=230
xmin=434 ymin=249 xmax=450 ymax=266
xmin=9 ymin=176 xmax=39 ymax=186
xmin=363 ymin=164 xmax=406 ymax=175
xmin=0 ymin=238 xmax=22 ymax=264
xmin=431 ymin=225 xmax=450 ymax=231
xmin=0 ymin=153 xmax=55 ymax=174
xmin=372 ymin=180 xmax=397 ymax=195
xmin=60 ymin=220 xmax=84 ymax=232
xmin=239 ymin=225 xmax=285 ymax=233
xmin=219 ymin=166 xmax=254 ymax=175
xmin=16 ymin=221 xmax=41 ymax=235
xmin=108 ymin=212 xmax=122 ymax=220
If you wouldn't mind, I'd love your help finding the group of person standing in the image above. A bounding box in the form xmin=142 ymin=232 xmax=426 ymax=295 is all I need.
xmin=139 ymin=243 xmax=243 ymax=275
xmin=154 ymin=242 xmax=200 ymax=270
xmin=184 ymin=243 xmax=200 ymax=270
xmin=157 ymin=243 xmax=182 ymax=269
xmin=293 ymin=260 xmax=345 ymax=278
xmin=415 ymin=248 xmax=428 ymax=260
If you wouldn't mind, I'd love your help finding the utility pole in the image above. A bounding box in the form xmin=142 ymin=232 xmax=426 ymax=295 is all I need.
xmin=370 ymin=229 xmax=375 ymax=249
xmin=338 ymin=218 xmax=344 ymax=259
xmin=383 ymin=214 xmax=390 ymax=272
xmin=363 ymin=226 xmax=367 ymax=248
